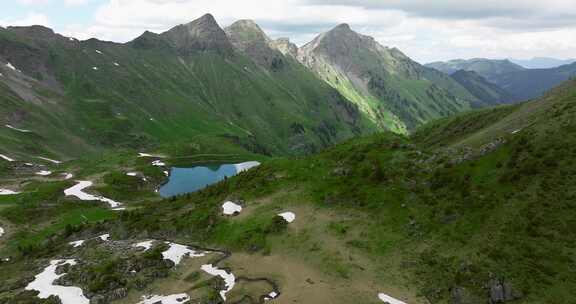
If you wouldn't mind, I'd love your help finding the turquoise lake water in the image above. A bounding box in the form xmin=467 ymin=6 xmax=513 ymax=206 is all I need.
xmin=158 ymin=162 xmax=259 ymax=197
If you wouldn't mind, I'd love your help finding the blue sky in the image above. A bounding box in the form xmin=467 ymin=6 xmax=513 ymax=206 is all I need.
xmin=1 ymin=0 xmax=575 ymax=63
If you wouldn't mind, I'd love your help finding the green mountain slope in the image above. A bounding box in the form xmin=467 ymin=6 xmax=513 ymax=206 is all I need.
xmin=0 ymin=16 xmax=373 ymax=160
xmin=298 ymin=24 xmax=476 ymax=133
xmin=2 ymin=73 xmax=575 ymax=303
xmin=451 ymin=70 xmax=517 ymax=106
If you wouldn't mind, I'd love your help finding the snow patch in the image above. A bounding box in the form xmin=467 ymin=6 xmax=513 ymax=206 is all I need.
xmin=37 ymin=156 xmax=62 ymax=164
xmin=6 ymin=124 xmax=31 ymax=132
xmin=5 ymin=62 xmax=17 ymax=71
xmin=95 ymin=50 xmax=103 ymax=54
xmin=264 ymin=291 xmax=279 ymax=300
xmin=25 ymin=259 xmax=89 ymax=304
xmin=511 ymin=129 xmax=523 ymax=134
xmin=63 ymin=181 xmax=122 ymax=208
xmin=63 ymin=173 xmax=74 ymax=180
xmin=163 ymin=170 xmax=169 ymax=176
xmin=152 ymin=160 xmax=166 ymax=167
xmin=36 ymin=170 xmax=52 ymax=176
xmin=0 ymin=189 xmax=20 ymax=195
xmin=234 ymin=161 xmax=260 ymax=173
xmin=201 ymin=264 xmax=236 ymax=301
xmin=278 ymin=212 xmax=296 ymax=223
xmin=98 ymin=234 xmax=110 ymax=241
xmin=138 ymin=293 xmax=190 ymax=304
xmin=378 ymin=293 xmax=407 ymax=304
xmin=222 ymin=201 xmax=242 ymax=215
xmin=113 ymin=62 xmax=120 ymax=66
xmin=68 ymin=240 xmax=85 ymax=248
xmin=133 ymin=240 xmax=154 ymax=251
xmin=138 ymin=152 xmax=163 ymax=158
xmin=161 ymin=242 xmax=205 ymax=265
xmin=92 ymin=67 xmax=98 ymax=70
xmin=126 ymin=172 xmax=138 ymax=177
xmin=0 ymin=154 xmax=15 ymax=162
xmin=0 ymin=227 xmax=4 ymax=237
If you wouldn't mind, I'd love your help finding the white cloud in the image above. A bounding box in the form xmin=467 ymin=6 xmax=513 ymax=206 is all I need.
xmin=17 ymin=0 xmax=50 ymax=5
xmin=0 ymin=12 xmax=51 ymax=28
xmin=64 ymin=0 xmax=89 ymax=6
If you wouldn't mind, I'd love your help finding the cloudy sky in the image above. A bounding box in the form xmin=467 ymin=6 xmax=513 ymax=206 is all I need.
xmin=1 ymin=0 xmax=575 ymax=63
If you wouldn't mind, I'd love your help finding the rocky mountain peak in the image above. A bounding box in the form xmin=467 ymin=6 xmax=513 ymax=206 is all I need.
xmin=270 ymin=38 xmax=298 ymax=58
xmin=160 ymin=13 xmax=233 ymax=54
xmin=225 ymin=19 xmax=271 ymax=47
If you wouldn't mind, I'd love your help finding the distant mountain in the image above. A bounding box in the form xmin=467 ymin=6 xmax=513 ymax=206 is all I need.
xmin=492 ymin=62 xmax=576 ymax=101
xmin=510 ymin=57 xmax=576 ymax=69
xmin=298 ymin=24 xmax=477 ymax=132
xmin=427 ymin=58 xmax=576 ymax=102
xmin=425 ymin=58 xmax=525 ymax=83
xmin=0 ymin=15 xmax=372 ymax=159
xmin=451 ymin=70 xmax=517 ymax=106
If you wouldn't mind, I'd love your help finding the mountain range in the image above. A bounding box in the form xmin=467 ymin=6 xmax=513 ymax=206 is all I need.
xmin=3 ymin=14 xmax=574 ymax=163
xmin=426 ymin=58 xmax=576 ymax=102
xmin=510 ymin=57 xmax=576 ymax=69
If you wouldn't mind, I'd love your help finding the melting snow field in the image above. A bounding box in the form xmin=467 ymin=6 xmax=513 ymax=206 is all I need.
xmin=133 ymin=240 xmax=154 ymax=251
xmin=36 ymin=170 xmax=53 ymax=176
xmin=201 ymin=264 xmax=236 ymax=301
xmin=264 ymin=291 xmax=279 ymax=300
xmin=25 ymin=259 xmax=89 ymax=304
xmin=5 ymin=62 xmax=17 ymax=71
xmin=378 ymin=293 xmax=408 ymax=304
xmin=6 ymin=124 xmax=31 ymax=132
xmin=68 ymin=240 xmax=85 ymax=248
xmin=138 ymin=293 xmax=190 ymax=304
xmin=162 ymin=242 xmax=205 ymax=265
xmin=138 ymin=152 xmax=163 ymax=158
xmin=222 ymin=201 xmax=242 ymax=215
xmin=278 ymin=212 xmax=296 ymax=223
xmin=152 ymin=160 xmax=166 ymax=167
xmin=63 ymin=181 xmax=122 ymax=208
xmin=0 ymin=189 xmax=20 ymax=195
xmin=234 ymin=161 xmax=261 ymax=173
xmin=0 ymin=154 xmax=14 ymax=162
xmin=37 ymin=156 xmax=62 ymax=164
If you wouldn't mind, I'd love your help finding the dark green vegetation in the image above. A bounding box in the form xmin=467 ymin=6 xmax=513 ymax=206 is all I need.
xmin=451 ymin=70 xmax=516 ymax=106
xmin=2 ymin=77 xmax=575 ymax=303
xmin=427 ymin=58 xmax=576 ymax=102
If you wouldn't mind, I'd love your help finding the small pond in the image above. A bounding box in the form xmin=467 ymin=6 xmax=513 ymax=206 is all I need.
xmin=158 ymin=161 xmax=260 ymax=198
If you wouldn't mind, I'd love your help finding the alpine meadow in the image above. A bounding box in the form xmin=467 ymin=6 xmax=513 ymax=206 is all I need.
xmin=1 ymin=2 xmax=575 ymax=304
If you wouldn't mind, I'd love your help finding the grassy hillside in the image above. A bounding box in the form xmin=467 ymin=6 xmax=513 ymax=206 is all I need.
xmin=2 ymin=74 xmax=574 ymax=303
xmin=0 ymin=21 xmax=372 ymax=162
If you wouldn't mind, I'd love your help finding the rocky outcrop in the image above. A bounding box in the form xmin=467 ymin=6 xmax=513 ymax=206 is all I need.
xmin=488 ymin=279 xmax=523 ymax=303
xmin=160 ymin=14 xmax=233 ymax=55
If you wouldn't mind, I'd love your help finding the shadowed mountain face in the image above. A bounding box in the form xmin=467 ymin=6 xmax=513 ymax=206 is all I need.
xmin=427 ymin=58 xmax=576 ymax=102
xmin=0 ymin=16 xmax=372 ymax=159
xmin=451 ymin=70 xmax=517 ymax=106
xmin=298 ymin=24 xmax=476 ymax=132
